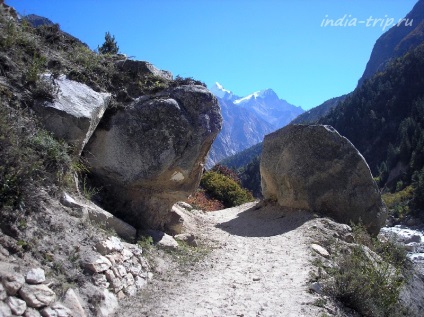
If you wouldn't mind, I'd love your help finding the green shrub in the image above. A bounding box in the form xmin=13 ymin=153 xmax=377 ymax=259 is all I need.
xmin=31 ymin=130 xmax=71 ymax=180
xmin=171 ymin=75 xmax=206 ymax=87
xmin=382 ymin=185 xmax=413 ymax=219
xmin=137 ymin=235 xmax=154 ymax=250
xmin=200 ymin=171 xmax=254 ymax=208
xmin=0 ymin=103 xmax=72 ymax=211
xmin=26 ymin=54 xmax=46 ymax=84
xmin=327 ymin=246 xmax=404 ymax=317
xmin=412 ymin=167 xmax=424 ymax=211
xmin=324 ymin=224 xmax=408 ymax=317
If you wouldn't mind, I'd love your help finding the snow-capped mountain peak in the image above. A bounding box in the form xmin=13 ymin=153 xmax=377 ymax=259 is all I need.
xmin=233 ymin=89 xmax=278 ymax=105
xmin=209 ymin=82 xmax=235 ymax=100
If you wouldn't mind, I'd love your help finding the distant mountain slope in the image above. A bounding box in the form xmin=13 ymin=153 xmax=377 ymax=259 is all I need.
xmin=358 ymin=0 xmax=424 ymax=86
xmin=220 ymin=143 xmax=263 ymax=170
xmin=23 ymin=14 xmax=54 ymax=27
xmin=207 ymin=97 xmax=271 ymax=167
xmin=232 ymin=88 xmax=303 ymax=128
xmin=291 ymin=95 xmax=347 ymax=124
xmin=206 ymin=83 xmax=303 ymax=167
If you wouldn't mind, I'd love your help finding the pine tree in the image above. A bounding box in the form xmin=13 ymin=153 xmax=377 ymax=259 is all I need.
xmin=98 ymin=32 xmax=119 ymax=55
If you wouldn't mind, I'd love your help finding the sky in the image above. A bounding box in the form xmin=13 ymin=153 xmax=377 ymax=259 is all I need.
xmin=6 ymin=0 xmax=418 ymax=110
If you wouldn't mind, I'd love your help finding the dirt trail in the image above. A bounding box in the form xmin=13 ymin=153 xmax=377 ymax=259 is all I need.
xmin=119 ymin=202 xmax=324 ymax=317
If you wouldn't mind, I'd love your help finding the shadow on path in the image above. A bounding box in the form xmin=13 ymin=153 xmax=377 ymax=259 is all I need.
xmin=215 ymin=203 xmax=314 ymax=238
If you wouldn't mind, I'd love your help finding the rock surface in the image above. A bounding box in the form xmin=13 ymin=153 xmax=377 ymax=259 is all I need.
xmin=19 ymin=284 xmax=56 ymax=308
xmin=25 ymin=268 xmax=45 ymax=285
xmin=260 ymin=124 xmax=387 ymax=234
xmin=115 ymin=60 xmax=173 ymax=81
xmin=40 ymin=302 xmax=72 ymax=317
xmin=0 ymin=283 xmax=6 ymax=300
xmin=82 ymin=255 xmax=112 ymax=274
xmin=7 ymin=296 xmax=27 ymax=315
xmin=2 ymin=273 xmax=25 ymax=296
xmin=24 ymin=307 xmax=42 ymax=317
xmin=63 ymin=289 xmax=86 ymax=317
xmin=156 ymin=233 xmax=179 ymax=250
xmin=34 ymin=74 xmax=111 ymax=155
xmin=96 ymin=289 xmax=118 ymax=317
xmin=84 ymin=85 xmax=221 ymax=229
xmin=0 ymin=301 xmax=12 ymax=316
xmin=86 ymin=202 xmax=136 ymax=241
xmin=310 ymin=244 xmax=330 ymax=258
xmin=96 ymin=237 xmax=123 ymax=256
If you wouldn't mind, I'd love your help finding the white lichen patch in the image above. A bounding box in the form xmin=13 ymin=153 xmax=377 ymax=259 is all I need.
xmin=171 ymin=171 xmax=184 ymax=181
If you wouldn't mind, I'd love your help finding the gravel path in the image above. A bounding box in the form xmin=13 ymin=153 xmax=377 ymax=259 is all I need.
xmin=118 ymin=202 xmax=324 ymax=317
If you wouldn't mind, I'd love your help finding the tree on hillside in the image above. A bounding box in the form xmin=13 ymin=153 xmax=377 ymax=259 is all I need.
xmin=98 ymin=31 xmax=119 ymax=54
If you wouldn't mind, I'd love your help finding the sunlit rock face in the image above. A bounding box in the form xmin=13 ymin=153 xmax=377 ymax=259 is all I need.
xmin=84 ymin=85 xmax=222 ymax=229
xmin=261 ymin=124 xmax=387 ymax=235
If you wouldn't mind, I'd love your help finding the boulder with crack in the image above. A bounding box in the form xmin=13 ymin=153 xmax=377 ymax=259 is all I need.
xmin=34 ymin=74 xmax=111 ymax=155
xmin=260 ymin=124 xmax=387 ymax=235
xmin=84 ymin=85 xmax=222 ymax=229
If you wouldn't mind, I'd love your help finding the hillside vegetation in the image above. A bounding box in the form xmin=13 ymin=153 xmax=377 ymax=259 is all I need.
xmin=188 ymin=165 xmax=254 ymax=210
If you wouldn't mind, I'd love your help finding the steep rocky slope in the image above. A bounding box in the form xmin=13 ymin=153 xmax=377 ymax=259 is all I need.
xmin=358 ymin=0 xmax=424 ymax=86
xmin=290 ymin=94 xmax=347 ymax=125
xmin=0 ymin=2 xmax=222 ymax=231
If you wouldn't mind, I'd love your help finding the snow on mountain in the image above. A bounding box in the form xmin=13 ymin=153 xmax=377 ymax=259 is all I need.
xmin=209 ymin=82 xmax=238 ymax=101
xmin=233 ymin=89 xmax=278 ymax=105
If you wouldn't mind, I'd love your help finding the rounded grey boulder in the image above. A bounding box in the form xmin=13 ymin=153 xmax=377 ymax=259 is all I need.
xmin=84 ymin=85 xmax=221 ymax=230
xmin=260 ymin=124 xmax=387 ymax=235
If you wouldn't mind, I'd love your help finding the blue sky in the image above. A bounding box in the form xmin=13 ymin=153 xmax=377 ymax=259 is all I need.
xmin=6 ymin=0 xmax=418 ymax=109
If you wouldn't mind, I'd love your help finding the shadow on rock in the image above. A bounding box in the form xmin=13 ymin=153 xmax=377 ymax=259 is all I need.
xmin=215 ymin=203 xmax=314 ymax=238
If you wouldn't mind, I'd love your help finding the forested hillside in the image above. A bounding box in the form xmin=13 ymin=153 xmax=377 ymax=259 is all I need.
xmin=320 ymin=43 xmax=424 ymax=215
xmin=357 ymin=0 xmax=424 ymax=86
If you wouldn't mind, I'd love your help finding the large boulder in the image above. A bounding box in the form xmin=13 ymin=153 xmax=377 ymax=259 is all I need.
xmin=260 ymin=124 xmax=387 ymax=235
xmin=84 ymin=85 xmax=221 ymax=229
xmin=34 ymin=74 xmax=111 ymax=155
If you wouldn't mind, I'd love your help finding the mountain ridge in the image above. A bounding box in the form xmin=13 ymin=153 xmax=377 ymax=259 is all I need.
xmin=358 ymin=0 xmax=424 ymax=86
